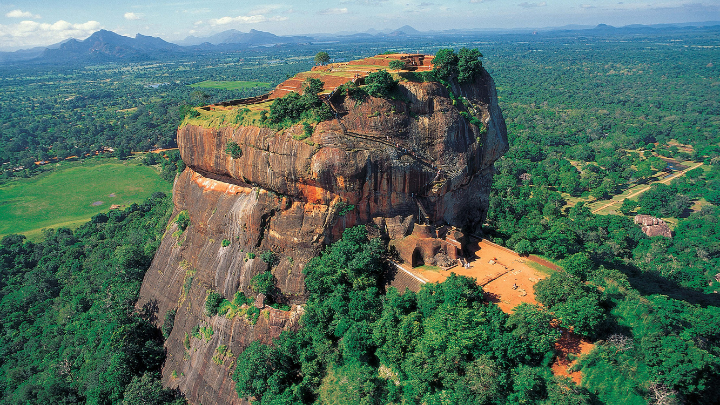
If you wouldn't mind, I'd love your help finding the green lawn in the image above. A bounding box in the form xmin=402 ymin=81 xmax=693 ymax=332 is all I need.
xmin=190 ymin=80 xmax=270 ymax=91
xmin=525 ymin=260 xmax=558 ymax=277
xmin=0 ymin=159 xmax=172 ymax=240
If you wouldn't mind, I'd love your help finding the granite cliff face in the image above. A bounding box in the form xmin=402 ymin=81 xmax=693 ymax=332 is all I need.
xmin=136 ymin=63 xmax=508 ymax=405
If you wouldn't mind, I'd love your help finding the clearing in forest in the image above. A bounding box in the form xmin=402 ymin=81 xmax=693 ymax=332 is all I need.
xmin=403 ymin=238 xmax=595 ymax=383
xmin=0 ymin=159 xmax=171 ymax=240
xmin=409 ymin=238 xmax=554 ymax=312
xmin=588 ymin=161 xmax=703 ymax=215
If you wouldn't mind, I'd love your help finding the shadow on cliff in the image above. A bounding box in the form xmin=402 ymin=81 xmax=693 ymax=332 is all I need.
xmin=623 ymin=269 xmax=720 ymax=308
xmin=139 ymin=299 xmax=160 ymax=323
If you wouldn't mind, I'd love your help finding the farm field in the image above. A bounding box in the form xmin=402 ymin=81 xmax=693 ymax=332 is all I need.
xmin=0 ymin=158 xmax=171 ymax=240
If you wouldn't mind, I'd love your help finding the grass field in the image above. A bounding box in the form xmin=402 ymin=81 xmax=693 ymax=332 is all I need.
xmin=525 ymin=260 xmax=558 ymax=276
xmin=0 ymin=159 xmax=172 ymax=241
xmin=190 ymin=80 xmax=270 ymax=91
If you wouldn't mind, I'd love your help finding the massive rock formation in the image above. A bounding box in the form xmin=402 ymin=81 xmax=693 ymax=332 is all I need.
xmin=136 ymin=58 xmax=508 ymax=405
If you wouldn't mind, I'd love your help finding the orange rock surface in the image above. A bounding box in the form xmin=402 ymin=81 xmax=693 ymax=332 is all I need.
xmin=137 ymin=55 xmax=508 ymax=405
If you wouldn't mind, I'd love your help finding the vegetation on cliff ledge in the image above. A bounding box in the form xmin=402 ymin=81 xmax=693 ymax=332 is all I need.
xmin=268 ymin=78 xmax=334 ymax=127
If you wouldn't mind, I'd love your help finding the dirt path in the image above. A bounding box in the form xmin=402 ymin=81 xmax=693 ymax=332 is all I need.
xmin=551 ymin=330 xmax=595 ymax=385
xmin=591 ymin=162 xmax=703 ymax=214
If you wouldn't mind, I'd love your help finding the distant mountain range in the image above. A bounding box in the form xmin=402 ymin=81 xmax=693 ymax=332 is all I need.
xmin=1 ymin=21 xmax=719 ymax=65
xmin=176 ymin=28 xmax=312 ymax=47
xmin=43 ymin=30 xmax=182 ymax=61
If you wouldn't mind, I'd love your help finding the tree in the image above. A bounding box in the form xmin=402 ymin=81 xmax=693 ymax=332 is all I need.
xmin=268 ymin=78 xmax=330 ymax=125
xmin=432 ymin=48 xmax=483 ymax=82
xmin=554 ymin=295 xmax=605 ymax=337
xmin=542 ymin=377 xmax=592 ymax=405
xmin=388 ymin=60 xmax=405 ymax=70
xmin=318 ymin=363 xmax=383 ymax=404
xmin=302 ymin=77 xmax=324 ymax=96
xmin=457 ymin=48 xmax=483 ymax=83
xmin=515 ymin=239 xmax=533 ymax=256
xmin=122 ymin=372 xmax=184 ymax=405
xmin=620 ymin=198 xmax=638 ymax=215
xmin=507 ymin=303 xmax=561 ymax=363
xmin=507 ymin=366 xmax=548 ymax=404
xmin=233 ymin=341 xmax=280 ymax=401
xmin=465 ymin=356 xmax=502 ymax=404
xmin=432 ymin=48 xmax=459 ymax=79
xmin=562 ymin=253 xmax=594 ymax=280
xmin=314 ymin=51 xmax=330 ymax=65
xmin=364 ymin=70 xmax=397 ymax=98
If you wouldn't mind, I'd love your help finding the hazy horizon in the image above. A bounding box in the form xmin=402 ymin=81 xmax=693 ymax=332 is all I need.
xmin=1 ymin=0 xmax=719 ymax=51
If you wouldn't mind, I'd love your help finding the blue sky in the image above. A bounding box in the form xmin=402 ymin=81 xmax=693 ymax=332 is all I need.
xmin=0 ymin=0 xmax=718 ymax=50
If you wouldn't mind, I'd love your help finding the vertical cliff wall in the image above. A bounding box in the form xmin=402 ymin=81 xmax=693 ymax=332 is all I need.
xmin=136 ymin=67 xmax=508 ymax=405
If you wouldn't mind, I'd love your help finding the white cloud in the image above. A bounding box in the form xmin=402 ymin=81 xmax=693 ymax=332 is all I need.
xmin=518 ymin=2 xmax=547 ymax=8
xmin=319 ymin=8 xmax=349 ymax=15
xmin=6 ymin=9 xmax=41 ymax=19
xmin=0 ymin=20 xmax=101 ymax=51
xmin=208 ymin=14 xmax=288 ymax=26
xmin=124 ymin=12 xmax=143 ymax=20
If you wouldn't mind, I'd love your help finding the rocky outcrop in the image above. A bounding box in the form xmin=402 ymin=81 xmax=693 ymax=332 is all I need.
xmin=178 ymin=70 xmax=507 ymax=234
xmin=634 ymin=214 xmax=673 ymax=238
xmin=136 ymin=66 xmax=508 ymax=405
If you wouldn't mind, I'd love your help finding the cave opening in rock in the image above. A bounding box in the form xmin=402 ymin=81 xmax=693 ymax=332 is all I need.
xmin=411 ymin=248 xmax=424 ymax=267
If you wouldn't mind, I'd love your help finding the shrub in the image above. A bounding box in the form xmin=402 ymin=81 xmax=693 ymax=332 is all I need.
xmin=246 ymin=306 xmax=261 ymax=324
xmin=338 ymin=81 xmax=367 ymax=101
xmin=174 ymin=210 xmax=190 ymax=232
xmin=205 ymin=291 xmax=224 ymax=316
xmin=221 ymin=239 xmax=231 ymax=247
xmin=334 ymin=201 xmax=355 ymax=216
xmin=233 ymin=291 xmax=252 ymax=306
xmin=225 ymin=141 xmax=242 ymax=159
xmin=294 ymin=122 xmax=313 ymax=141
xmin=161 ymin=308 xmax=177 ymax=339
xmin=269 ymin=78 xmax=330 ymax=126
xmin=251 ymin=271 xmax=276 ymax=296
xmin=260 ymin=251 xmax=277 ymax=266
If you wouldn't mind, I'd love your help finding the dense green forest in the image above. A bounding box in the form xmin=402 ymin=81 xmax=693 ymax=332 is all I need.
xmin=1 ymin=27 xmax=719 ymax=404
xmin=0 ymin=193 xmax=184 ymax=404
xmin=232 ymin=226 xmax=719 ymax=405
